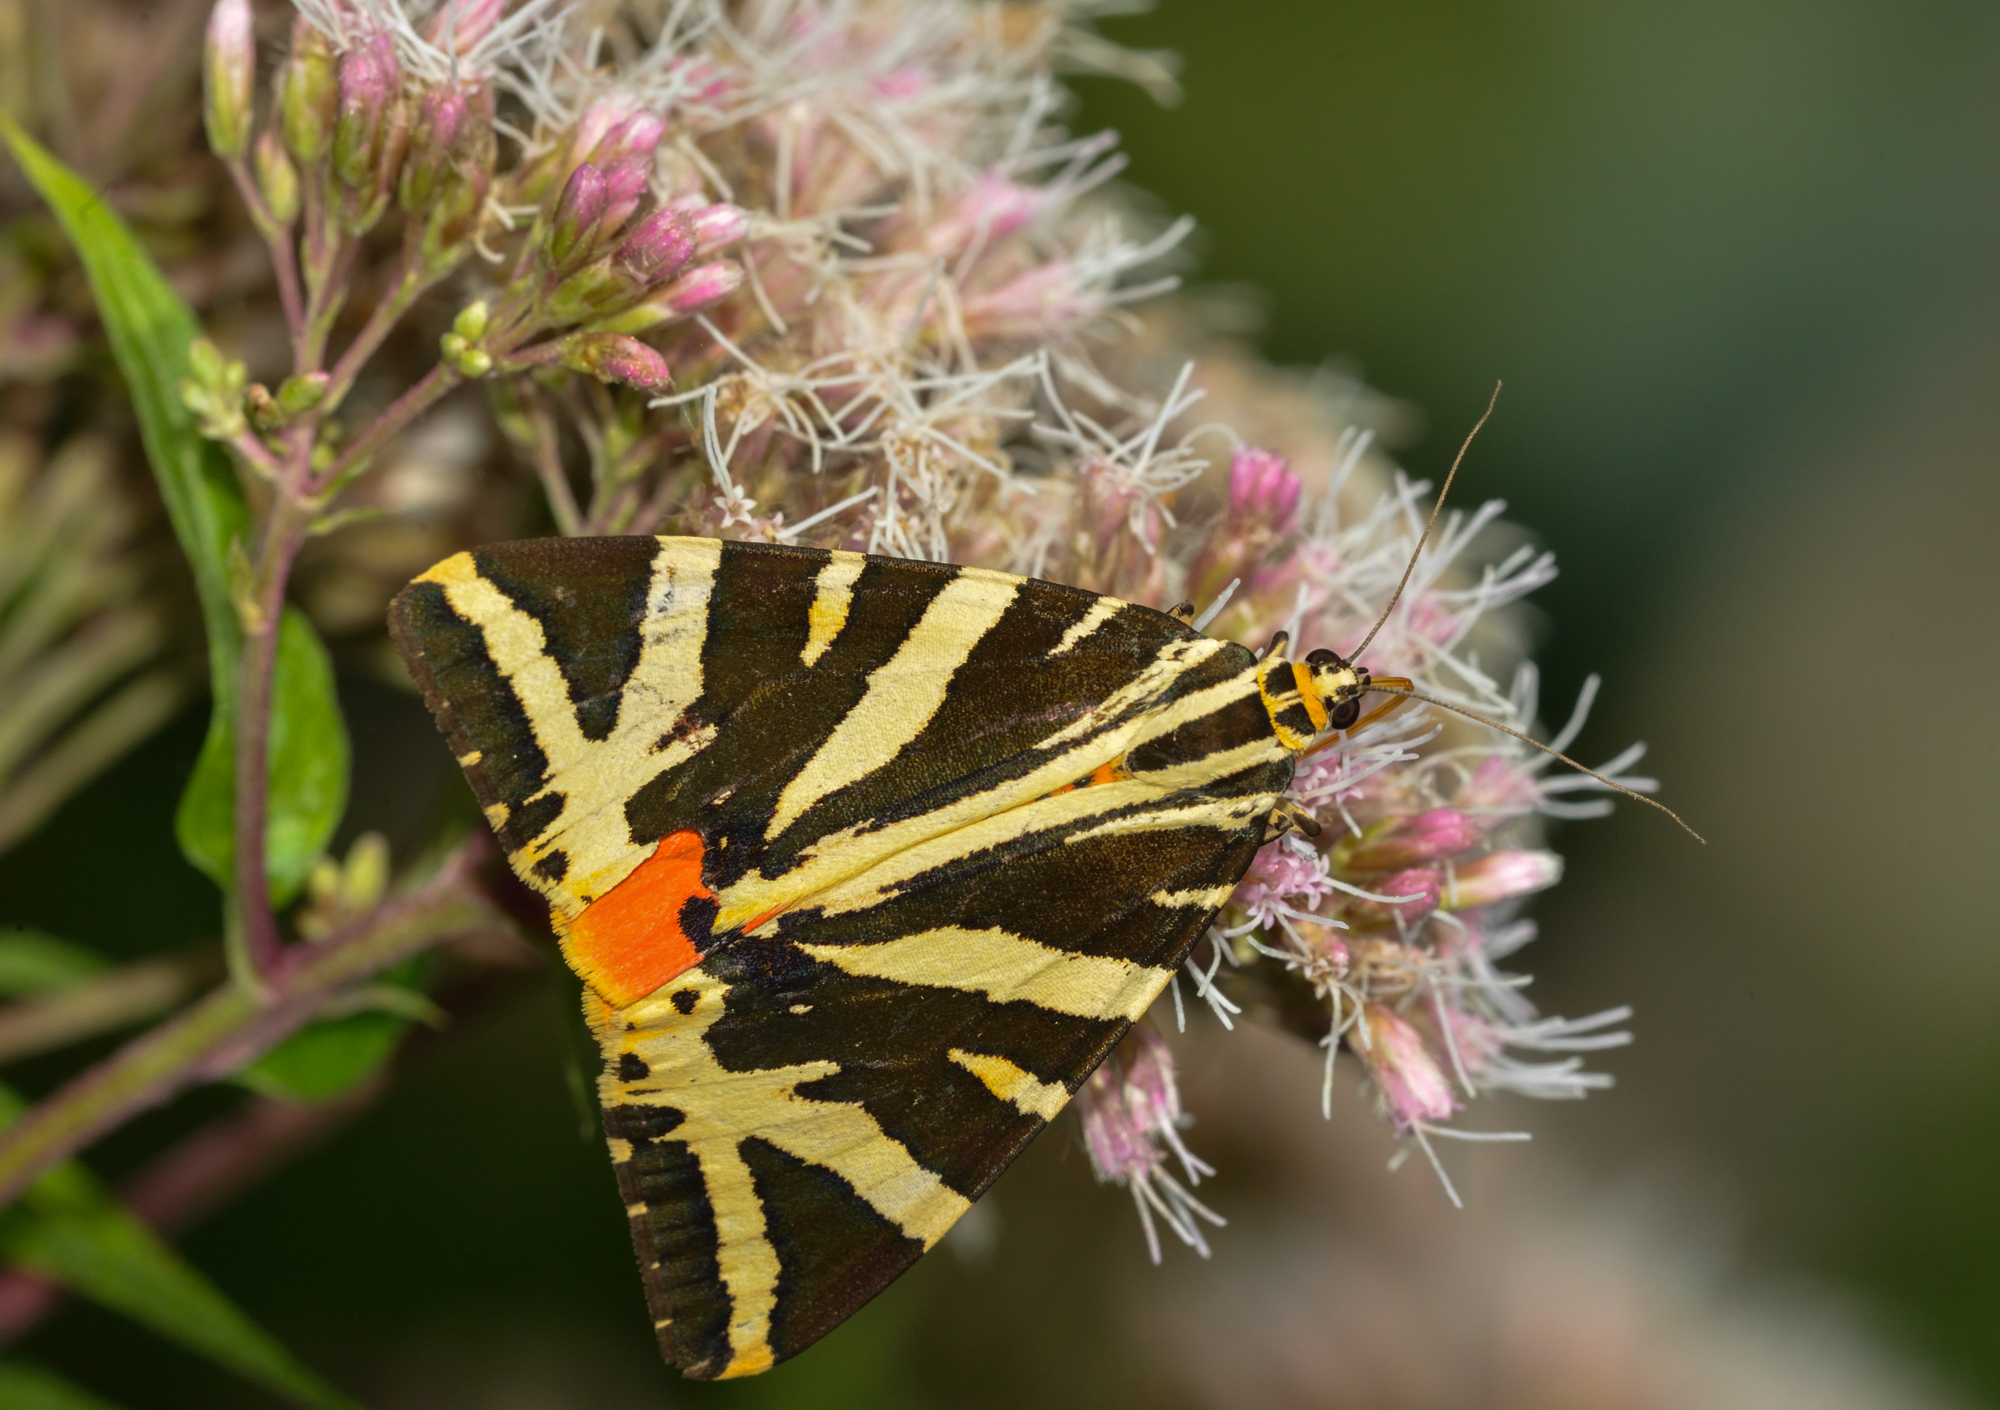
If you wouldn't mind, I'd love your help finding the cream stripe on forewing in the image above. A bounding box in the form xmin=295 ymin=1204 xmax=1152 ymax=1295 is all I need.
xmin=1047 ymin=595 xmax=1124 ymax=657
xmin=804 ymin=778 xmax=1187 ymax=918
xmin=767 ymin=569 xmax=1021 ymax=839
xmin=1124 ymin=734 xmax=1291 ymax=791
xmin=800 ymin=551 xmax=867 ymax=668
xmin=710 ymin=641 xmax=1259 ymax=932
xmin=1150 ymin=884 xmax=1238 ymax=909
xmin=1031 ymin=638 xmax=1229 ymax=753
xmin=794 ymin=926 xmax=1172 ymax=1022
xmin=418 ymin=538 xmax=721 ymax=912
xmin=1064 ymin=792 xmax=1272 ymax=844
xmin=418 ymin=553 xmax=593 ymax=775
xmin=949 ymin=1049 xmax=1071 ymax=1120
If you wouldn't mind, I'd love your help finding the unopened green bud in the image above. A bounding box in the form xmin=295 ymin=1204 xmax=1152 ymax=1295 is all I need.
xmin=254 ymin=129 xmax=300 ymax=223
xmin=452 ymin=300 xmax=490 ymax=341
xmin=178 ymin=337 xmax=248 ymax=440
xmin=340 ymin=832 xmax=390 ymax=911
xmin=277 ymin=371 xmax=329 ymax=414
xmin=543 ymin=259 xmax=638 ymax=325
xmin=438 ymin=330 xmax=490 ymax=377
xmin=279 ymin=21 xmax=338 ymax=165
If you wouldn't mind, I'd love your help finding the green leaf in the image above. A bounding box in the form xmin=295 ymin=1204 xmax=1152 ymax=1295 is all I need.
xmin=1 ymin=121 xmax=351 ymax=907
xmin=236 ymin=1011 xmax=405 ymax=1102
xmin=0 ymin=1087 xmax=361 ymax=1410
xmin=0 ymin=930 xmax=108 ymax=998
xmin=175 ymin=608 xmax=350 ymax=906
xmin=0 ymin=1360 xmax=130 ymax=1410
xmin=0 ymin=116 xmax=244 ymax=687
xmin=236 ymin=958 xmax=427 ymax=1102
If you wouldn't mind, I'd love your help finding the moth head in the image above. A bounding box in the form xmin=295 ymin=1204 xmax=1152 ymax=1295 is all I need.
xmin=1304 ymin=647 xmax=1370 ymax=731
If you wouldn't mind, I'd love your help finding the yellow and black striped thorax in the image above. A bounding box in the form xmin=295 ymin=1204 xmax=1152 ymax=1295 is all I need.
xmin=390 ymin=536 xmax=1312 ymax=1378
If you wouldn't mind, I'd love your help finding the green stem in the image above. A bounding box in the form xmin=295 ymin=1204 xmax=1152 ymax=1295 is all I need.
xmin=0 ymin=839 xmax=506 ymax=1212
xmin=228 ymin=490 xmax=314 ymax=987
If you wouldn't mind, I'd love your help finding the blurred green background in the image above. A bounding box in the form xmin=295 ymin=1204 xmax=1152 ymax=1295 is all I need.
xmin=1078 ymin=0 xmax=2000 ymax=1396
xmin=5 ymin=0 xmax=1997 ymax=1404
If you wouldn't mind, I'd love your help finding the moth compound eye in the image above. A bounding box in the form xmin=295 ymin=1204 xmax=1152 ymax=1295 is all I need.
xmin=1329 ymin=697 xmax=1362 ymax=730
xmin=1305 ymin=647 xmax=1342 ymax=668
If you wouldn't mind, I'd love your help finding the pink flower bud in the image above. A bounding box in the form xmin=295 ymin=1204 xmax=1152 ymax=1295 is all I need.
xmin=654 ymin=259 xmax=742 ymax=315
xmin=614 ymin=210 xmax=697 ymax=284
xmin=556 ymin=332 xmax=673 ymax=393
xmin=1444 ymin=850 xmax=1563 ymax=909
xmin=1343 ymin=808 xmax=1487 ymax=872
xmin=202 ymin=0 xmax=255 ymax=159
xmin=1357 ymin=1004 xmax=1457 ymax=1130
xmin=686 ymin=202 xmax=749 ymax=255
xmin=332 ymin=35 xmax=400 ymax=190
xmin=598 ymin=154 xmax=652 ymax=237
xmin=582 ymin=107 xmax=665 ymax=170
xmin=399 ymin=87 xmax=468 ymax=213
xmin=545 ymin=162 xmax=608 ymax=271
xmin=1343 ymin=867 xmax=1443 ymax=927
xmin=1228 ymin=446 xmax=1300 ymax=530
xmin=568 ymin=98 xmax=635 ymax=166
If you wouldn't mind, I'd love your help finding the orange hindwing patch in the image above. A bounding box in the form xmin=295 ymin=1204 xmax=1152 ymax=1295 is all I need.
xmin=563 ymin=831 xmax=716 ymax=1007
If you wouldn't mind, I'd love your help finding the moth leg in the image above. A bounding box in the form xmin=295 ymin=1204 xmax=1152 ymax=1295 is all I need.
xmin=1262 ymin=799 xmax=1320 ymax=844
xmin=1274 ymin=798 xmax=1322 ymax=838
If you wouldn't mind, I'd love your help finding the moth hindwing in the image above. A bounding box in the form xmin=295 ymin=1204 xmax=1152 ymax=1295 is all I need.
xmin=389 ymin=536 xmax=1303 ymax=1377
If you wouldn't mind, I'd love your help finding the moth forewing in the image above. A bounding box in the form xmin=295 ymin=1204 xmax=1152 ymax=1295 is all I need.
xmin=390 ymin=535 xmax=1308 ymax=1377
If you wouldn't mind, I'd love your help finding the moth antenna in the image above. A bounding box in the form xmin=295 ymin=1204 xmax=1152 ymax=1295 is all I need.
xmin=1368 ymin=685 xmax=1705 ymax=843
xmin=1347 ymin=381 xmax=1502 ymax=663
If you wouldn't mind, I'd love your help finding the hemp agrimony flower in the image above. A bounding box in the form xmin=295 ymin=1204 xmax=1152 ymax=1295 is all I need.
xmin=176 ymin=0 xmax=1667 ymax=1261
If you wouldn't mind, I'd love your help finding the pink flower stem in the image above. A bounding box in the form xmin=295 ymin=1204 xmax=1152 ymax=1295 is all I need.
xmin=0 ymin=836 xmax=505 ymax=1213
xmin=223 ymin=425 xmax=283 ymax=479
xmin=322 ymin=260 xmax=424 ymax=412
xmin=223 ymin=160 xmax=305 ymax=347
xmin=517 ymin=387 xmax=584 ymax=536
xmin=318 ymin=362 xmax=461 ymax=491
xmin=324 ymin=223 xmax=464 ymax=413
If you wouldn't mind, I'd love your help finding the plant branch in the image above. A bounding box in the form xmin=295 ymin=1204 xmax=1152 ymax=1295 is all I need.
xmin=317 ymin=362 xmax=461 ymax=490
xmin=0 ymin=837 xmax=506 ymax=1212
xmin=224 ymin=161 xmax=305 ymax=348
xmin=227 ymin=491 xmax=313 ymax=986
xmin=322 ymin=239 xmax=440 ymax=413
xmin=225 ymin=425 xmax=284 ymax=480
xmin=520 ymin=387 xmax=582 ymax=535
xmin=0 ymin=947 xmax=225 ymax=1066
